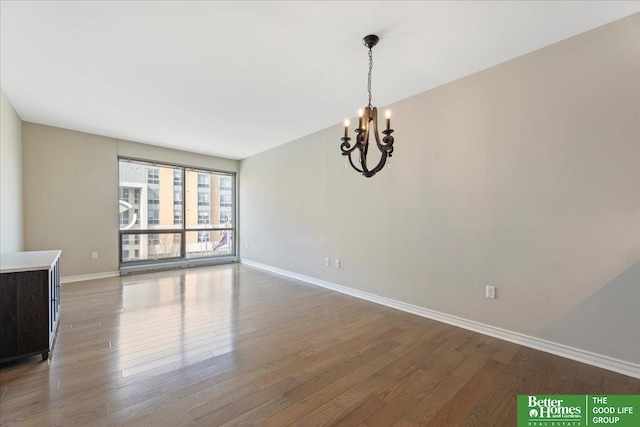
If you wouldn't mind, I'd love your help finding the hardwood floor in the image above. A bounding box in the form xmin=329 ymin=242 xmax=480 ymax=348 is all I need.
xmin=1 ymin=264 xmax=637 ymax=426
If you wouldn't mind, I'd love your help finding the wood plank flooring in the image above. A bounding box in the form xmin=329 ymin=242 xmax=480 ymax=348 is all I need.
xmin=1 ymin=264 xmax=637 ymax=426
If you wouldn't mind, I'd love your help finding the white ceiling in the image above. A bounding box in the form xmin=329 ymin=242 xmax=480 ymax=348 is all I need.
xmin=1 ymin=1 xmax=638 ymax=160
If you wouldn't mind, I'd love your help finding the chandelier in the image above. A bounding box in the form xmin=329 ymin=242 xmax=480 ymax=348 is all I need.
xmin=340 ymin=34 xmax=395 ymax=178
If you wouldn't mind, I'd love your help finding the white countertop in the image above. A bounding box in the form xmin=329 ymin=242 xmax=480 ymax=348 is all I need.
xmin=0 ymin=250 xmax=61 ymax=273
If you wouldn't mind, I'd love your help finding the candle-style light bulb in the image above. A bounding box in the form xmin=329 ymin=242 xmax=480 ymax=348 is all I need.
xmin=385 ymin=110 xmax=391 ymax=131
xmin=343 ymin=119 xmax=349 ymax=138
xmin=358 ymin=109 xmax=364 ymax=130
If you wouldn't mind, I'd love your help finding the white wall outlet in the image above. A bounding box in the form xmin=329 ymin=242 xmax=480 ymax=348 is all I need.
xmin=325 ymin=257 xmax=330 ymax=267
xmin=486 ymin=285 xmax=496 ymax=299
xmin=92 ymin=252 xmax=99 ymax=259
xmin=335 ymin=259 xmax=341 ymax=269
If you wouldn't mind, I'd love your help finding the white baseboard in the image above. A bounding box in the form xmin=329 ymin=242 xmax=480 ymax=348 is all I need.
xmin=240 ymin=258 xmax=640 ymax=379
xmin=61 ymin=271 xmax=120 ymax=283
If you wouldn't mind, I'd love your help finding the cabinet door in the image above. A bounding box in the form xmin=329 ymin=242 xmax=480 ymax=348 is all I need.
xmin=16 ymin=271 xmax=49 ymax=355
xmin=0 ymin=274 xmax=19 ymax=359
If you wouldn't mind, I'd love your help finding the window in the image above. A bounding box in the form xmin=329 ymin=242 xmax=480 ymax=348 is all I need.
xmin=220 ymin=194 xmax=232 ymax=208
xmin=147 ymin=169 xmax=159 ymax=184
xmin=198 ymin=193 xmax=210 ymax=206
xmin=186 ymin=230 xmax=233 ymax=257
xmin=198 ymin=211 xmax=209 ymax=224
xmin=120 ymin=210 xmax=130 ymax=226
xmin=186 ymin=171 xmax=234 ymax=228
xmin=148 ymin=189 xmax=160 ymax=205
xmin=119 ymin=159 xmax=235 ymax=264
xmin=120 ymin=233 xmax=181 ymax=262
xmin=220 ymin=176 xmax=232 ymax=191
xmin=197 ymin=174 xmax=209 ymax=188
xmin=148 ymin=210 xmax=159 ymax=224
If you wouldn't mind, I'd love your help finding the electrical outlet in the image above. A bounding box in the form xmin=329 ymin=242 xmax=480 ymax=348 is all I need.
xmin=92 ymin=252 xmax=99 ymax=259
xmin=335 ymin=259 xmax=341 ymax=269
xmin=325 ymin=257 xmax=330 ymax=267
xmin=486 ymin=285 xmax=496 ymax=299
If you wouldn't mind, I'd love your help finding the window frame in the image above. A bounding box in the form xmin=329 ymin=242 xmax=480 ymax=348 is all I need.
xmin=118 ymin=157 xmax=236 ymax=265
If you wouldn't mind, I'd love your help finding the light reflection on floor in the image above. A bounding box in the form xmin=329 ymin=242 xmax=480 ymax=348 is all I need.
xmin=115 ymin=267 xmax=240 ymax=379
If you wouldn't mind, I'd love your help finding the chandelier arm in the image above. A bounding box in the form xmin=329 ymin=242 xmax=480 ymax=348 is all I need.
xmin=340 ymin=138 xmax=358 ymax=155
xmin=370 ymin=107 xmax=384 ymax=148
xmin=370 ymin=108 xmax=393 ymax=154
xmin=373 ymin=112 xmax=394 ymax=153
xmin=368 ymin=151 xmax=389 ymax=176
xmin=348 ymin=151 xmax=364 ymax=174
xmin=360 ymin=113 xmax=373 ymax=174
xmin=373 ymin=127 xmax=394 ymax=151
xmin=359 ymin=140 xmax=370 ymax=174
xmin=363 ymin=123 xmax=370 ymax=158
xmin=341 ymin=145 xmax=358 ymax=155
xmin=381 ymin=132 xmax=394 ymax=151
xmin=368 ymin=107 xmax=393 ymax=176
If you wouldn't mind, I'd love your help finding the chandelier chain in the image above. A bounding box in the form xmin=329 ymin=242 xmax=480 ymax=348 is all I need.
xmin=367 ymin=48 xmax=373 ymax=109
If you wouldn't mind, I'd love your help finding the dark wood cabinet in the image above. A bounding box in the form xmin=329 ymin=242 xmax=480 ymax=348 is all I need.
xmin=0 ymin=250 xmax=61 ymax=362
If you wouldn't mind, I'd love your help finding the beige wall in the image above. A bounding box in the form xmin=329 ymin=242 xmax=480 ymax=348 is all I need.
xmin=116 ymin=139 xmax=238 ymax=172
xmin=0 ymin=89 xmax=24 ymax=253
xmin=240 ymin=14 xmax=640 ymax=364
xmin=22 ymin=124 xmax=119 ymax=276
xmin=22 ymin=123 xmax=238 ymax=277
